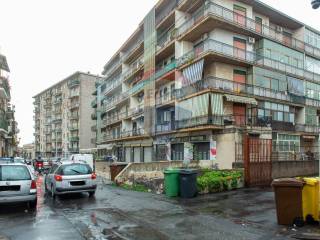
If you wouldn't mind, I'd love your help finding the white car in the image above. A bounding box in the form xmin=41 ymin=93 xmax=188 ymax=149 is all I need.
xmin=45 ymin=161 xmax=97 ymax=198
xmin=0 ymin=162 xmax=37 ymax=208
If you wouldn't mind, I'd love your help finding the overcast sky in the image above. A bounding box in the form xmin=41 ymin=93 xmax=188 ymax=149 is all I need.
xmin=0 ymin=0 xmax=319 ymax=146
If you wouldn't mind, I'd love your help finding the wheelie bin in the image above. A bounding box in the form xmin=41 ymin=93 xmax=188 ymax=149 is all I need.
xmin=272 ymin=178 xmax=304 ymax=226
xmin=179 ymin=169 xmax=198 ymax=198
xmin=301 ymin=178 xmax=319 ymax=223
xmin=164 ymin=169 xmax=180 ymax=197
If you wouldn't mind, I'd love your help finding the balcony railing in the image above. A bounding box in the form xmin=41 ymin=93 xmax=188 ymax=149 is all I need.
xmin=69 ymin=102 xmax=80 ymax=109
xmin=91 ymin=99 xmax=97 ymax=108
xmin=129 ymin=104 xmax=144 ymax=117
xmin=122 ymin=37 xmax=144 ymax=61
xmin=104 ymin=111 xmax=129 ymax=126
xmin=68 ymin=79 xmax=80 ymax=88
xmin=104 ymin=92 xmax=129 ymax=113
xmin=175 ymin=76 xmax=320 ymax=108
xmin=69 ymin=125 xmax=79 ymax=131
xmin=178 ymin=39 xmax=320 ymax=83
xmin=295 ymin=124 xmax=320 ymax=133
xmin=69 ymin=112 xmax=79 ymax=119
xmin=178 ymin=1 xmax=320 ymax=59
xmin=156 ymin=122 xmax=175 ymax=133
xmin=103 ymin=128 xmax=145 ymax=141
xmin=156 ymin=92 xmax=176 ymax=106
xmin=104 ymin=77 xmax=122 ymax=95
xmin=70 ymin=136 xmax=79 ymax=142
xmin=68 ymin=147 xmax=79 ymax=153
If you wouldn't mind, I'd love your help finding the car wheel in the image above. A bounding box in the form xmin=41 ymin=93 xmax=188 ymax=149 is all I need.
xmin=88 ymin=191 xmax=95 ymax=198
xmin=51 ymin=185 xmax=56 ymax=199
xmin=29 ymin=199 xmax=37 ymax=209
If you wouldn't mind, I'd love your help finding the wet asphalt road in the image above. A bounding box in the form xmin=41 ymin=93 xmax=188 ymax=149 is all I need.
xmin=0 ymin=176 xmax=319 ymax=240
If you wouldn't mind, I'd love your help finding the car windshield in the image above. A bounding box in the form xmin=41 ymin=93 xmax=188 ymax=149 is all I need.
xmin=59 ymin=164 xmax=92 ymax=176
xmin=0 ymin=165 xmax=31 ymax=181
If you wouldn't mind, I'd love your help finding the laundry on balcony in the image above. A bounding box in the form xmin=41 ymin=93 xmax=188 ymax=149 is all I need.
xmin=224 ymin=94 xmax=258 ymax=105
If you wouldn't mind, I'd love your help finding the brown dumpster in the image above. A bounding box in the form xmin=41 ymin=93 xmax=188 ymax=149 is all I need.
xmin=272 ymin=178 xmax=304 ymax=226
xmin=110 ymin=163 xmax=128 ymax=181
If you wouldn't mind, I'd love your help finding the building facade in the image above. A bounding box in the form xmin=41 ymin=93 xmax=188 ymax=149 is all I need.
xmin=93 ymin=0 xmax=320 ymax=167
xmin=22 ymin=143 xmax=35 ymax=160
xmin=34 ymin=72 xmax=103 ymax=158
xmin=0 ymin=54 xmax=19 ymax=157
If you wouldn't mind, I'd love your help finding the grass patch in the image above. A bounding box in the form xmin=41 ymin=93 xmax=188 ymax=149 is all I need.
xmin=119 ymin=183 xmax=149 ymax=192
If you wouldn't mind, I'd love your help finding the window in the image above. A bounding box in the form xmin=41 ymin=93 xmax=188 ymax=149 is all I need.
xmin=0 ymin=166 xmax=31 ymax=181
xmin=58 ymin=164 xmax=92 ymax=176
xmin=258 ymin=101 xmax=294 ymax=123
xmin=274 ymin=134 xmax=300 ymax=152
xmin=171 ymin=143 xmax=184 ymax=160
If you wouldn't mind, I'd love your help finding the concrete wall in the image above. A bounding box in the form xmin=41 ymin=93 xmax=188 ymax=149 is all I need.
xmin=216 ymin=132 xmax=236 ymax=169
xmin=79 ymin=74 xmax=98 ymax=150
xmin=272 ymin=160 xmax=319 ymax=179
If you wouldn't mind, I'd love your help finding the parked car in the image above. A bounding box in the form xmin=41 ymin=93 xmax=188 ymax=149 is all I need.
xmin=69 ymin=154 xmax=94 ymax=171
xmin=0 ymin=162 xmax=37 ymax=209
xmin=45 ymin=161 xmax=96 ymax=198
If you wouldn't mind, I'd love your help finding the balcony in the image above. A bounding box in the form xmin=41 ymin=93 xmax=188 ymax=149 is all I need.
xmin=175 ymin=76 xmax=318 ymax=107
xmin=104 ymin=77 xmax=122 ymax=96
xmin=295 ymin=124 xmax=320 ymax=133
xmin=122 ymin=38 xmax=144 ymax=64
xmin=69 ymin=91 xmax=80 ymax=98
xmin=53 ymin=88 xmax=62 ymax=96
xmin=105 ymin=111 xmax=129 ymax=126
xmin=68 ymin=79 xmax=80 ymax=88
xmin=156 ymin=122 xmax=175 ymax=133
xmin=69 ymin=125 xmax=79 ymax=131
xmin=156 ymin=92 xmax=176 ymax=106
xmin=103 ymin=92 xmax=130 ymax=113
xmin=69 ymin=102 xmax=80 ymax=109
xmin=123 ymin=58 xmax=144 ymax=82
xmin=53 ymin=98 xmax=62 ymax=105
xmin=178 ymin=2 xmax=320 ymax=59
xmin=178 ymin=39 xmax=320 ymax=84
xmin=91 ymin=99 xmax=97 ymax=108
xmin=69 ymin=147 xmax=79 ymax=153
xmin=129 ymin=104 xmax=144 ymax=118
xmin=91 ymin=112 xmax=97 ymax=120
xmin=70 ymin=136 xmax=79 ymax=142
xmin=52 ymin=116 xmax=62 ymax=123
xmin=69 ymin=112 xmax=79 ymax=119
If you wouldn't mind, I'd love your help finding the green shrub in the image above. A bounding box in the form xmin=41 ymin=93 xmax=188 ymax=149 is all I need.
xmin=197 ymin=170 xmax=242 ymax=193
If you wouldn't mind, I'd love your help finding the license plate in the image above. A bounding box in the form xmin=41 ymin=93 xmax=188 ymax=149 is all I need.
xmin=0 ymin=185 xmax=21 ymax=191
xmin=70 ymin=181 xmax=85 ymax=186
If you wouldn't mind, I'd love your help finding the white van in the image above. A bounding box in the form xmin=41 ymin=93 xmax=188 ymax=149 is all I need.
xmin=69 ymin=154 xmax=94 ymax=171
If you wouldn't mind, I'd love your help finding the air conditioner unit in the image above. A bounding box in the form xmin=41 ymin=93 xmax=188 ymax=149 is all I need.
xmin=276 ymin=26 xmax=283 ymax=32
xmin=248 ymin=37 xmax=255 ymax=44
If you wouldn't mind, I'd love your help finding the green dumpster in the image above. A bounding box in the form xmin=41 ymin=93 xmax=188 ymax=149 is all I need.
xmin=164 ymin=169 xmax=180 ymax=197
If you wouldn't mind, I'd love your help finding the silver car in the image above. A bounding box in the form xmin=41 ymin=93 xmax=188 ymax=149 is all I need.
xmin=45 ymin=161 xmax=97 ymax=198
xmin=0 ymin=163 xmax=37 ymax=208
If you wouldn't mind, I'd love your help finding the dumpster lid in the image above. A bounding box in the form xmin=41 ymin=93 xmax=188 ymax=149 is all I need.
xmin=164 ymin=168 xmax=180 ymax=174
xmin=180 ymin=169 xmax=198 ymax=174
xmin=302 ymin=177 xmax=319 ymax=186
xmin=271 ymin=178 xmax=304 ymax=187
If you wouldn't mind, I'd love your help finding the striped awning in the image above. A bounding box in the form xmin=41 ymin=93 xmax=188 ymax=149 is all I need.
xmin=182 ymin=59 xmax=204 ymax=86
xmin=0 ymin=55 xmax=9 ymax=72
xmin=224 ymin=94 xmax=258 ymax=105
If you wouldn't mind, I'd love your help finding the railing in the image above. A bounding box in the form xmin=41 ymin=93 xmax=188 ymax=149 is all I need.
xmin=70 ymin=136 xmax=79 ymax=142
xmin=69 ymin=102 xmax=80 ymax=109
xmin=104 ymin=92 xmax=129 ymax=113
xmin=295 ymin=124 xmax=320 ymax=133
xmin=68 ymin=79 xmax=80 ymax=88
xmin=174 ymin=76 xmax=320 ymax=107
xmin=122 ymin=58 xmax=144 ymax=81
xmin=69 ymin=113 xmax=79 ymax=119
xmin=68 ymin=147 xmax=79 ymax=153
xmin=91 ymin=99 xmax=97 ymax=108
xmin=122 ymin=37 xmax=144 ymax=61
xmin=155 ymin=0 xmax=177 ymax=26
xmin=103 ymin=128 xmax=145 ymax=141
xmin=105 ymin=111 xmax=129 ymax=126
xmin=156 ymin=92 xmax=176 ymax=105
xmin=53 ymin=99 xmax=62 ymax=105
xmin=129 ymin=103 xmax=144 ymax=117
xmin=178 ymin=1 xmax=320 ymax=59
xmin=178 ymin=39 xmax=320 ymax=83
xmin=156 ymin=122 xmax=175 ymax=133
xmin=129 ymin=61 xmax=176 ymax=96
xmin=69 ymin=125 xmax=79 ymax=131
xmin=104 ymin=76 xmax=122 ymax=94
xmin=69 ymin=91 xmax=80 ymax=98
xmin=157 ymin=27 xmax=177 ymax=49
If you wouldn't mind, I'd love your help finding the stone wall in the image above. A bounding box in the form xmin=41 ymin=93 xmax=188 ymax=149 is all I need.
xmin=95 ymin=161 xmax=111 ymax=180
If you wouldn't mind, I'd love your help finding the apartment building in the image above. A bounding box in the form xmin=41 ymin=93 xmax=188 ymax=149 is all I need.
xmin=0 ymin=54 xmax=19 ymax=157
xmin=34 ymin=72 xmax=103 ymax=158
xmin=93 ymin=0 xmax=320 ymax=167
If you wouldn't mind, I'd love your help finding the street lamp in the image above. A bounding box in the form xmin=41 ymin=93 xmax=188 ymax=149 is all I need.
xmin=312 ymin=0 xmax=320 ymax=9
